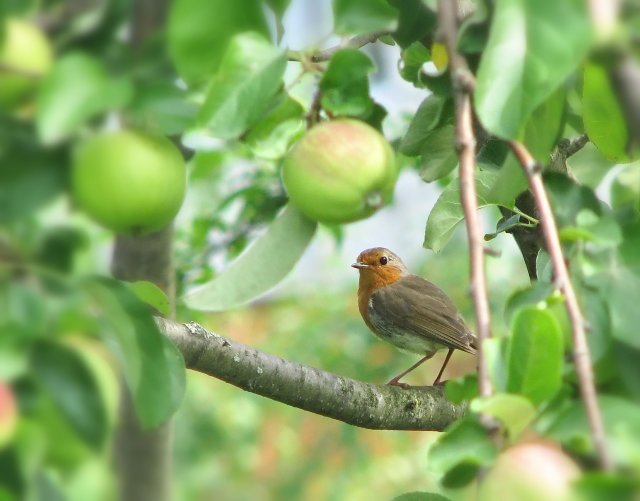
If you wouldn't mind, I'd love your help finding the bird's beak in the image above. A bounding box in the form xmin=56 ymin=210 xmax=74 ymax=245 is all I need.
xmin=351 ymin=262 xmax=368 ymax=270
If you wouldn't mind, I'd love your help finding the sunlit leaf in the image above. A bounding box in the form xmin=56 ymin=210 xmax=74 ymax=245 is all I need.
xmin=197 ymin=33 xmax=287 ymax=139
xmin=475 ymin=0 xmax=591 ymax=138
xmin=36 ymin=52 xmax=132 ymax=145
xmin=245 ymin=95 xmax=305 ymax=160
xmin=168 ymin=0 xmax=269 ymax=85
xmin=126 ymin=281 xmax=170 ymax=316
xmin=583 ymin=63 xmax=628 ymax=162
xmin=424 ymin=169 xmax=500 ymax=252
xmin=184 ymin=205 xmax=317 ymax=311
xmin=471 ymin=393 xmax=536 ymax=440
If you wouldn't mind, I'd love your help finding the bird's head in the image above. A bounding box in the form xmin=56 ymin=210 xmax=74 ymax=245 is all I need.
xmin=352 ymin=247 xmax=408 ymax=288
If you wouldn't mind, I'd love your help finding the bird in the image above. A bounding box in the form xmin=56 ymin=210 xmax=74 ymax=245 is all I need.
xmin=352 ymin=247 xmax=477 ymax=387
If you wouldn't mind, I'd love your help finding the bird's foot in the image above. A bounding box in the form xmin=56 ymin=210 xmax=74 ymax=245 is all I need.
xmin=386 ymin=379 xmax=411 ymax=389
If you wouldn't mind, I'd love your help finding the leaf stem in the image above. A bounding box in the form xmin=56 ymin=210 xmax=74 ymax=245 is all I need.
xmin=511 ymin=206 xmax=539 ymax=225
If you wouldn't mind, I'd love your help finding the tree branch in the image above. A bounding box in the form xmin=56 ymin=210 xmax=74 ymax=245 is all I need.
xmin=156 ymin=318 xmax=466 ymax=431
xmin=288 ymin=31 xmax=389 ymax=63
xmin=507 ymin=140 xmax=613 ymax=471
xmin=438 ymin=0 xmax=493 ymax=398
xmin=549 ymin=134 xmax=589 ymax=176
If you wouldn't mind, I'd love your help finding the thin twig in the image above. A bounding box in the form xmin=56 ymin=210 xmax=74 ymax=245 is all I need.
xmin=156 ymin=318 xmax=467 ymax=431
xmin=288 ymin=31 xmax=390 ymax=63
xmin=508 ymin=140 xmax=613 ymax=471
xmin=438 ymin=0 xmax=493 ymax=398
xmin=549 ymin=134 xmax=589 ymax=176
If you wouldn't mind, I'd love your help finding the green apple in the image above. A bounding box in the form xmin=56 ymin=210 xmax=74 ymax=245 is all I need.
xmin=282 ymin=119 xmax=397 ymax=224
xmin=72 ymin=130 xmax=186 ymax=234
xmin=0 ymin=18 xmax=53 ymax=109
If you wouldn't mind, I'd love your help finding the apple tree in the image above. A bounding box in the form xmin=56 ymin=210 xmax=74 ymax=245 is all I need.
xmin=1 ymin=0 xmax=640 ymax=500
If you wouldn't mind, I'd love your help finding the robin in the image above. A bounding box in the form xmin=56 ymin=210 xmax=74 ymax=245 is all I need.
xmin=352 ymin=247 xmax=476 ymax=387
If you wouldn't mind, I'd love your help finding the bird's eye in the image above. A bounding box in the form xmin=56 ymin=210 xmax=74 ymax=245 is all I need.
xmin=379 ymin=256 xmax=388 ymax=265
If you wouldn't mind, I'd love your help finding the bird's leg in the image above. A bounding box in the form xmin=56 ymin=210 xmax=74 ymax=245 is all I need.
xmin=387 ymin=353 xmax=436 ymax=388
xmin=433 ymin=348 xmax=454 ymax=386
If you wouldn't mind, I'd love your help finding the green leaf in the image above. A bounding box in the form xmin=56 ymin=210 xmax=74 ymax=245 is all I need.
xmin=475 ymin=0 xmax=591 ymax=138
xmin=184 ymin=205 xmax=317 ymax=311
xmin=544 ymin=173 xmax=602 ymax=228
xmin=610 ymin=163 xmax=640 ymax=210
xmin=445 ymin=373 xmax=478 ymax=404
xmin=567 ymin=142 xmax=614 ymax=189
xmin=128 ymin=82 xmax=198 ymax=136
xmin=583 ymin=63 xmax=628 ymax=162
xmin=245 ymin=94 xmax=305 ymax=160
xmin=484 ymin=213 xmax=521 ymax=241
xmin=486 ymin=155 xmax=527 ymax=207
xmin=507 ymin=307 xmax=563 ymax=404
xmin=602 ymin=266 xmax=640 ymax=350
xmin=505 ymin=281 xmax=554 ymax=323
xmin=332 ymin=0 xmax=398 ymax=35
xmin=36 ymin=52 xmax=132 ymax=145
xmin=471 ymin=393 xmax=536 ymax=440
xmin=429 ymin=416 xmax=497 ymax=485
xmin=419 ymin=125 xmax=458 ymax=182
xmin=524 ymin=87 xmax=566 ymax=160
xmin=398 ymin=42 xmax=430 ymax=88
xmin=574 ymin=472 xmax=639 ymax=501
xmin=125 ymin=281 xmax=170 ymax=316
xmin=168 ymin=0 xmax=269 ymax=85
xmin=484 ymin=337 xmax=509 ymax=392
xmin=197 ymin=32 xmax=287 ymax=139
xmin=559 ymin=210 xmax=622 ymax=247
xmin=546 ymin=395 xmax=640 ymax=466
xmin=424 ymin=169 xmax=500 ymax=252
xmin=388 ymin=0 xmax=437 ymax=48
xmin=31 ymin=341 xmax=108 ymax=449
xmin=486 ymin=89 xmax=566 ymax=206
xmin=86 ymin=279 xmax=185 ymax=428
xmin=400 ymin=96 xmax=448 ymax=156
xmin=320 ymin=49 xmax=376 ymax=118
xmin=0 ymin=143 xmax=65 ymax=223
xmin=612 ymin=341 xmax=640 ymax=401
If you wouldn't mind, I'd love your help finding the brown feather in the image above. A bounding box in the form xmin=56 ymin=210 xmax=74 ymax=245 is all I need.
xmin=369 ymin=274 xmax=477 ymax=354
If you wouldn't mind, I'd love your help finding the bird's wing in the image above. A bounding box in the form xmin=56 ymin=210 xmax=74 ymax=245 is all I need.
xmin=371 ymin=275 xmax=477 ymax=354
